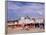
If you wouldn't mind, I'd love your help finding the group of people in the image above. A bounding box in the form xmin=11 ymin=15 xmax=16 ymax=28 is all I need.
xmin=8 ymin=22 xmax=44 ymax=31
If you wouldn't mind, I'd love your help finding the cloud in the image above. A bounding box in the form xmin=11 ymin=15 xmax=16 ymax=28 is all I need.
xmin=8 ymin=1 xmax=44 ymax=20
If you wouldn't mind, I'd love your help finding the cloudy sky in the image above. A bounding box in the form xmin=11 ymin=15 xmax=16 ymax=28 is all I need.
xmin=7 ymin=1 xmax=44 ymax=20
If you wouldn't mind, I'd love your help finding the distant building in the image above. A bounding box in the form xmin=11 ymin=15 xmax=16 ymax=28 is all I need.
xmin=7 ymin=20 xmax=18 ymax=25
xmin=19 ymin=16 xmax=35 ymax=24
xmin=7 ymin=16 xmax=44 ymax=25
xmin=35 ymin=18 xmax=43 ymax=23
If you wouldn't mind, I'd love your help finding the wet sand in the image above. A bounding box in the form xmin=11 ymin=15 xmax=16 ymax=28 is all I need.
xmin=7 ymin=26 xmax=44 ymax=34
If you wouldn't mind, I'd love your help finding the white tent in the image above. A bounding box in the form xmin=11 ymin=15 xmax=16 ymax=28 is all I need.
xmin=19 ymin=17 xmax=35 ymax=24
